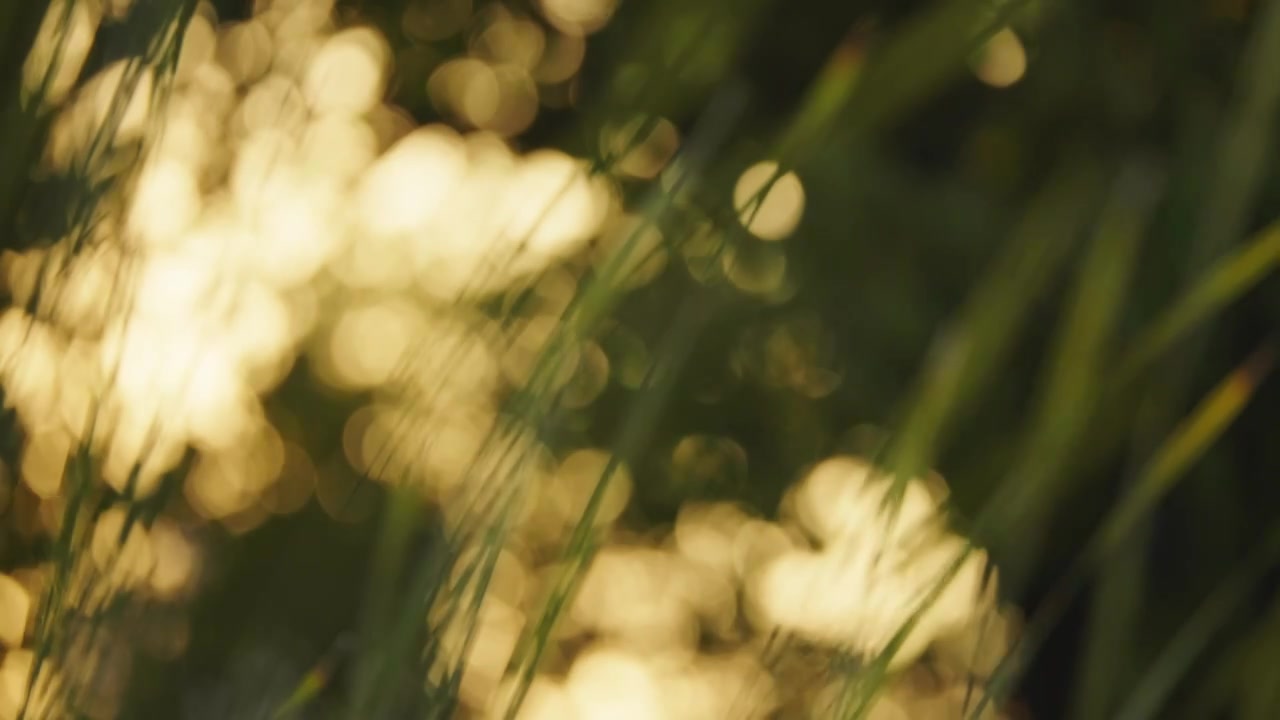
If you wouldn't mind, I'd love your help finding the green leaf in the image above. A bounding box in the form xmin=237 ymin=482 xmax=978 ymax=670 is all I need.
xmin=886 ymin=158 xmax=1102 ymax=487
xmin=1113 ymin=524 xmax=1280 ymax=720
xmin=1116 ymin=224 xmax=1280 ymax=384
xmin=970 ymin=344 xmax=1274 ymax=718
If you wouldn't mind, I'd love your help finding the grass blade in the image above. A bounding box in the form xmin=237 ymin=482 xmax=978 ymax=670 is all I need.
xmin=1115 ymin=223 xmax=1280 ymax=383
xmin=970 ymin=343 xmax=1275 ymax=718
xmin=1097 ymin=345 xmax=1274 ymax=552
xmin=1113 ymin=524 xmax=1280 ymax=720
xmin=501 ymin=293 xmax=720 ymax=719
xmin=885 ymin=158 xmax=1101 ymax=485
xmin=984 ymin=162 xmax=1159 ymax=585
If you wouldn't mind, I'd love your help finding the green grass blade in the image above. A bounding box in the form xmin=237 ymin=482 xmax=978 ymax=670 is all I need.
xmin=343 ymin=487 xmax=424 ymax=719
xmin=839 ymin=0 xmax=1036 ymax=139
xmin=1113 ymin=524 xmax=1280 ymax=720
xmin=501 ymin=293 xmax=720 ymax=719
xmin=1069 ymin=522 xmax=1147 ymax=720
xmin=1096 ymin=345 xmax=1274 ymax=552
xmin=885 ymin=158 xmax=1102 ymax=485
xmin=835 ymin=544 xmax=977 ymax=719
xmin=1182 ymin=0 xmax=1280 ymax=258
xmin=1115 ymin=223 xmax=1280 ymax=383
xmin=969 ymin=344 xmax=1275 ymax=718
xmin=984 ymin=163 xmax=1158 ymax=583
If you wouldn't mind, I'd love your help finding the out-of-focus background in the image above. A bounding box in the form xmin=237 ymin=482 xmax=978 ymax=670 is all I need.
xmin=0 ymin=0 xmax=1277 ymax=718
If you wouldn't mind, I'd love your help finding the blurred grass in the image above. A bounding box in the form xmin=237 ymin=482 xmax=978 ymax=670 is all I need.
xmin=0 ymin=0 xmax=1277 ymax=718
xmin=971 ymin=344 xmax=1275 ymax=718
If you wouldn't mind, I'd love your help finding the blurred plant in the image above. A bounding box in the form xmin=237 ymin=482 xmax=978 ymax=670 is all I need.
xmin=0 ymin=0 xmax=1276 ymax=719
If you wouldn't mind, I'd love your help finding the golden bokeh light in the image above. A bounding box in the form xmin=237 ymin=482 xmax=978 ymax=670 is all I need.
xmin=147 ymin=520 xmax=200 ymax=600
xmin=506 ymin=151 xmax=611 ymax=256
xmin=217 ymin=21 xmax=275 ymax=86
xmin=22 ymin=0 xmax=100 ymax=107
xmin=0 ymin=1 xmax=1023 ymax=715
xmin=304 ymin=28 xmax=389 ymax=116
xmin=559 ymin=341 xmax=611 ymax=408
xmin=472 ymin=9 xmax=546 ymax=70
xmin=100 ymin=414 xmax=187 ymax=497
xmin=600 ymin=117 xmax=681 ymax=180
xmin=129 ymin=158 xmax=203 ymax=248
xmin=549 ymin=449 xmax=633 ymax=528
xmin=745 ymin=456 xmax=991 ymax=669
xmin=573 ymin=547 xmax=700 ymax=654
xmin=326 ymin=297 xmax=424 ymax=389
xmin=593 ymin=215 xmax=668 ymax=288
xmin=538 ymin=0 xmax=619 ymax=36
xmin=261 ymin=442 xmax=317 ymax=514
xmin=721 ymin=242 xmax=789 ymax=297
xmin=456 ymin=599 xmax=526 ymax=709
xmin=0 ymin=575 xmax=30 ymax=648
xmin=670 ymin=434 xmax=748 ymax=490
xmin=177 ymin=13 xmax=218 ymax=81
xmin=46 ymin=60 xmax=154 ymax=170
xmin=974 ymin=28 xmax=1028 ymax=88
xmin=184 ymin=426 xmax=285 ymax=521
xmin=258 ymin=0 xmax=338 ymax=39
xmin=673 ymin=501 xmax=750 ymax=576
xmin=300 ymin=115 xmax=378 ymax=180
xmin=0 ymin=650 xmax=38 ymax=718
xmin=429 ymin=58 xmax=502 ymax=127
xmin=21 ymin=430 xmax=70 ymax=499
xmin=489 ymin=676 xmax=573 ymax=720
xmin=90 ymin=508 xmax=157 ymax=590
xmin=565 ymin=646 xmax=663 ymax=719
xmin=733 ymin=162 xmax=806 ymax=241
xmin=533 ymin=32 xmax=586 ymax=84
xmin=502 ymin=315 xmax=580 ymax=390
xmin=357 ymin=125 xmax=468 ymax=236
xmin=599 ymin=322 xmax=651 ymax=389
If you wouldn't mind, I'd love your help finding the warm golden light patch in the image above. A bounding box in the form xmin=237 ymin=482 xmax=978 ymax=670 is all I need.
xmin=565 ymin=646 xmax=663 ymax=720
xmin=217 ymin=21 xmax=274 ymax=86
xmin=974 ymin=28 xmax=1027 ymax=88
xmin=593 ymin=215 xmax=668 ymax=288
xmin=601 ymin=117 xmax=681 ymax=180
xmin=671 ymin=435 xmax=748 ymax=490
xmin=457 ymin=599 xmax=526 ymax=709
xmin=560 ymin=342 xmax=611 ymax=408
xmin=573 ymin=548 xmax=700 ymax=653
xmin=429 ymin=58 xmax=499 ymax=127
xmin=473 ymin=10 xmax=546 ymax=70
xmin=21 ymin=431 xmax=70 ymax=500
xmin=733 ymin=162 xmax=806 ymax=241
xmin=674 ymin=502 xmax=750 ymax=576
xmin=304 ymin=28 xmax=389 ymax=116
xmin=262 ymin=442 xmax=317 ymax=514
xmin=0 ymin=575 xmax=30 ymax=648
xmin=22 ymin=0 xmax=100 ymax=106
xmin=327 ymin=298 xmax=423 ymax=389
xmin=550 ymin=449 xmax=633 ymax=528
xmin=506 ymin=151 xmax=611 ymax=256
xmin=148 ymin=520 xmax=199 ymax=599
xmin=177 ymin=13 xmax=218 ymax=81
xmin=300 ymin=116 xmax=378 ymax=179
xmin=721 ymin=243 xmax=789 ymax=296
xmin=538 ymin=0 xmax=619 ymax=36
xmin=357 ymin=126 xmax=468 ymax=236
xmin=91 ymin=508 xmax=157 ymax=590
xmin=534 ymin=32 xmax=586 ymax=84
xmin=129 ymin=159 xmax=202 ymax=248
